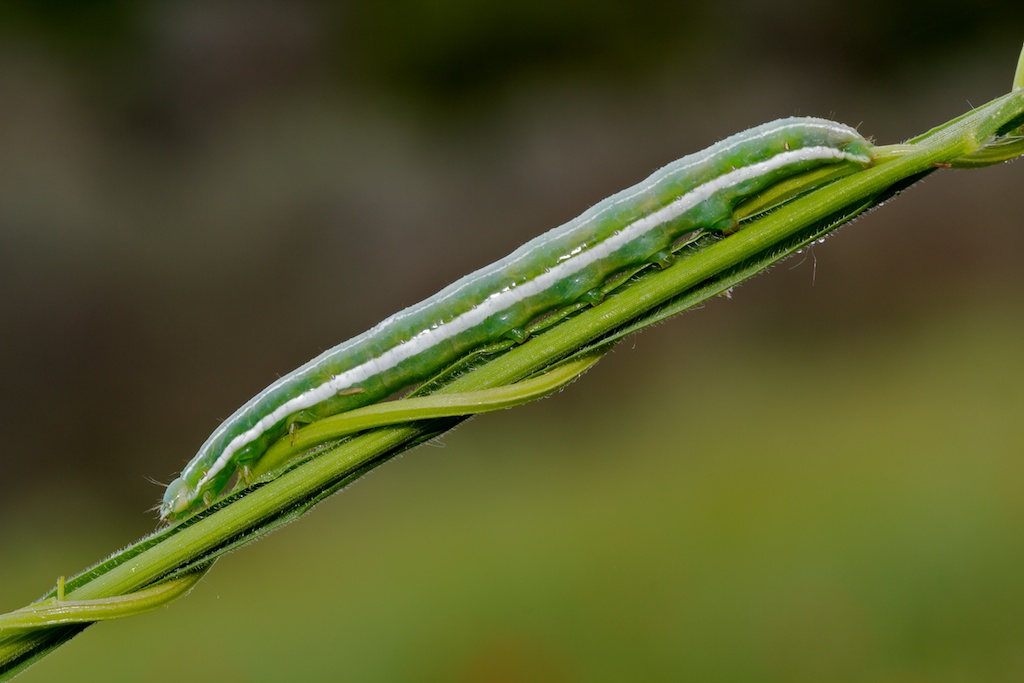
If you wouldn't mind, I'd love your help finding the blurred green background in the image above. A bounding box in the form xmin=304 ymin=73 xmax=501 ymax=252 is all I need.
xmin=2 ymin=2 xmax=1024 ymax=681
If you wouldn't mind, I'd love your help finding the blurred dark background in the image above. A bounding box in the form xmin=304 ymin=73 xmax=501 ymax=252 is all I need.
xmin=2 ymin=2 xmax=1023 ymax=681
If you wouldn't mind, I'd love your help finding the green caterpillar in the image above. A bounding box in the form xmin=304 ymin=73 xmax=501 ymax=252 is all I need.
xmin=160 ymin=116 xmax=873 ymax=521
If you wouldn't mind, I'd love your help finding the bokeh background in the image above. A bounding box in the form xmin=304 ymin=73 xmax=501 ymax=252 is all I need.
xmin=2 ymin=2 xmax=1024 ymax=681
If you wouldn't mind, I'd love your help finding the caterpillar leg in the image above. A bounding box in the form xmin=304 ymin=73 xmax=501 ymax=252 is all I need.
xmin=710 ymin=216 xmax=740 ymax=235
xmin=286 ymin=409 xmax=322 ymax=444
xmin=648 ymin=250 xmax=676 ymax=269
xmin=506 ymin=327 xmax=529 ymax=343
xmin=579 ymin=288 xmax=605 ymax=305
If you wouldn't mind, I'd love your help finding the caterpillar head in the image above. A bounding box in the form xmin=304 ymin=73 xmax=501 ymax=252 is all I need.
xmin=160 ymin=477 xmax=193 ymax=521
